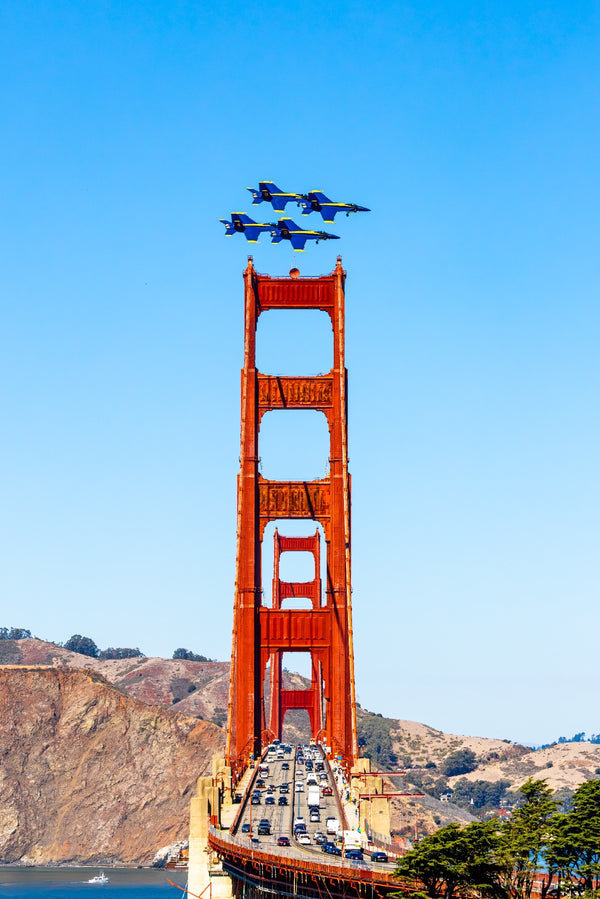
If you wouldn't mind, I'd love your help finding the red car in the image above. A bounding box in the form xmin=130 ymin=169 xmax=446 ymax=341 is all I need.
xmin=322 ymin=786 xmax=333 ymax=796
xmin=277 ymin=836 xmax=290 ymax=847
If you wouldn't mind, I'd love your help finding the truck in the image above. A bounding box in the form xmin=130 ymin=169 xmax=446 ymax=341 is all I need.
xmin=343 ymin=830 xmax=362 ymax=851
xmin=307 ymin=786 xmax=321 ymax=808
xmin=326 ymin=816 xmax=340 ymax=835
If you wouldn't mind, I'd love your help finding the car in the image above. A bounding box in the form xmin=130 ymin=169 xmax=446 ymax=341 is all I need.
xmin=251 ymin=795 xmax=261 ymax=804
xmin=241 ymin=822 xmax=250 ymax=833
xmin=265 ymin=794 xmax=275 ymax=804
xmin=282 ymin=762 xmax=289 ymax=770
xmin=322 ymin=786 xmax=333 ymax=796
xmin=297 ymin=834 xmax=311 ymax=845
xmin=314 ymin=832 xmax=326 ymax=845
xmin=294 ymin=816 xmax=305 ymax=826
xmin=277 ymin=836 xmax=290 ymax=847
xmin=256 ymin=778 xmax=265 ymax=787
xmin=295 ymin=782 xmax=304 ymax=792
xmin=278 ymin=795 xmax=288 ymax=806
xmin=257 ymin=823 xmax=270 ymax=835
xmin=310 ymin=812 xmax=321 ymax=823
xmin=294 ymin=823 xmax=307 ymax=834
xmin=371 ymin=851 xmax=389 ymax=863
xmin=322 ymin=843 xmax=342 ymax=856
xmin=345 ymin=849 xmax=363 ymax=860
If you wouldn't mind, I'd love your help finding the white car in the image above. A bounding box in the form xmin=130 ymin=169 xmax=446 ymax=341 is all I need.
xmin=297 ymin=834 xmax=311 ymax=845
xmin=295 ymin=782 xmax=304 ymax=792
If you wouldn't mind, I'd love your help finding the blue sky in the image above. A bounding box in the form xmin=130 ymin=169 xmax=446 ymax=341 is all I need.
xmin=1 ymin=0 xmax=599 ymax=745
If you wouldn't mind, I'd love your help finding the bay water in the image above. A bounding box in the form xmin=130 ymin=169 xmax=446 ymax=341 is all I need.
xmin=0 ymin=868 xmax=188 ymax=899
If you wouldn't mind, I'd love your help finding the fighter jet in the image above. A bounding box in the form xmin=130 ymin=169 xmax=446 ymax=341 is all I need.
xmin=219 ymin=213 xmax=276 ymax=242
xmin=299 ymin=191 xmax=370 ymax=223
xmin=246 ymin=181 xmax=302 ymax=213
xmin=270 ymin=218 xmax=340 ymax=252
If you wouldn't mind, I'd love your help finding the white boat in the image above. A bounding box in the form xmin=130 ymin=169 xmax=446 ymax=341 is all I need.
xmin=88 ymin=873 xmax=109 ymax=884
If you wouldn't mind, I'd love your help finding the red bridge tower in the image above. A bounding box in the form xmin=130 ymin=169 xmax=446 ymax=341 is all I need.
xmin=225 ymin=257 xmax=357 ymax=772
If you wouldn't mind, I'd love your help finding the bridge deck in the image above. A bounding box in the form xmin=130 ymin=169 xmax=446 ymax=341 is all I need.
xmin=211 ymin=744 xmax=410 ymax=897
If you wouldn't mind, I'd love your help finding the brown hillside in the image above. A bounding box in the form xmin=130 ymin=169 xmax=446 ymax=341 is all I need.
xmin=0 ymin=665 xmax=223 ymax=865
xmin=4 ymin=639 xmax=231 ymax=726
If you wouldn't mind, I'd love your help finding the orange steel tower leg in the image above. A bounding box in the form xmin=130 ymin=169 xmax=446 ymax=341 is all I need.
xmin=225 ymin=257 xmax=357 ymax=774
xmin=268 ymin=530 xmax=323 ymax=740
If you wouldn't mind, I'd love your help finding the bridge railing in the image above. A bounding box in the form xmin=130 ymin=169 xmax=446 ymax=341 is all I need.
xmin=208 ymin=826 xmax=412 ymax=888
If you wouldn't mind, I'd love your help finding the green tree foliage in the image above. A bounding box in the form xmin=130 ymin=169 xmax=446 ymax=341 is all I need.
xmin=0 ymin=627 xmax=32 ymax=640
xmin=545 ymin=779 xmax=600 ymax=896
xmin=64 ymin=634 xmax=99 ymax=657
xmin=172 ymin=648 xmax=210 ymax=662
xmin=394 ymin=820 xmax=507 ymax=899
xmin=499 ymin=779 xmax=558 ymax=899
xmin=98 ymin=647 xmax=145 ymax=660
xmin=450 ymin=778 xmax=512 ymax=811
xmin=440 ymin=748 xmax=478 ymax=777
xmin=356 ymin=712 xmax=398 ymax=769
xmin=395 ymin=778 xmax=600 ymax=899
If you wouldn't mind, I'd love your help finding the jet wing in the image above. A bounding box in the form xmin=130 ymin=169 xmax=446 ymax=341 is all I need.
xmin=319 ymin=208 xmax=338 ymax=223
xmin=289 ymin=234 xmax=308 ymax=251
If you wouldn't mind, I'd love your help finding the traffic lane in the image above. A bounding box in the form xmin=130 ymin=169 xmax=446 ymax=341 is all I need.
xmin=237 ymin=752 xmax=296 ymax=847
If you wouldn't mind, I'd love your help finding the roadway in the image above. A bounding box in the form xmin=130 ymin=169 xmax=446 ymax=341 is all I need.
xmin=230 ymin=744 xmax=395 ymax=873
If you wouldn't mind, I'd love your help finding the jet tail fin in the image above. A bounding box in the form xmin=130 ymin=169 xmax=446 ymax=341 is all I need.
xmin=246 ymin=187 xmax=262 ymax=204
xmin=232 ymin=213 xmax=255 ymax=225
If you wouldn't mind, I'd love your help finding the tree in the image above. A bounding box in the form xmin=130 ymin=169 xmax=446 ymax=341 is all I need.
xmin=450 ymin=778 xmax=512 ymax=811
xmin=499 ymin=779 xmax=558 ymax=899
xmin=0 ymin=627 xmax=32 ymax=640
xmin=356 ymin=711 xmax=398 ymax=769
xmin=64 ymin=634 xmax=99 ymax=657
xmin=394 ymin=820 xmax=507 ymax=899
xmin=98 ymin=647 xmax=145 ymax=660
xmin=172 ymin=648 xmax=209 ymax=662
xmin=440 ymin=748 xmax=478 ymax=777
xmin=546 ymin=779 xmax=600 ymax=896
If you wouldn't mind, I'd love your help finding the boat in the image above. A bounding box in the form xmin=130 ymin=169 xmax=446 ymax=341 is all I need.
xmin=88 ymin=873 xmax=109 ymax=884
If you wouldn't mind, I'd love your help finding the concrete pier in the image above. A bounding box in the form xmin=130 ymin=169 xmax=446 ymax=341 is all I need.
xmin=188 ymin=772 xmax=233 ymax=899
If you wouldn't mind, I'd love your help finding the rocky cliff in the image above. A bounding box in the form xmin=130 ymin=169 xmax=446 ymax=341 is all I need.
xmin=0 ymin=665 xmax=223 ymax=865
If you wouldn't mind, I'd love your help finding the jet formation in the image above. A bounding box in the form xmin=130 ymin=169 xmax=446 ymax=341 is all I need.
xmin=220 ymin=181 xmax=369 ymax=251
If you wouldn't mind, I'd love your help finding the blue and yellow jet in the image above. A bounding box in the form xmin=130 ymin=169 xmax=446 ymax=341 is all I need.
xmin=219 ymin=213 xmax=276 ymax=242
xmin=270 ymin=218 xmax=340 ymax=252
xmin=246 ymin=181 xmax=302 ymax=213
xmin=299 ymin=191 xmax=370 ymax=223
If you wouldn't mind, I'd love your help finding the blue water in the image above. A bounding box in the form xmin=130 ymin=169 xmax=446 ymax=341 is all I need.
xmin=0 ymin=868 xmax=188 ymax=899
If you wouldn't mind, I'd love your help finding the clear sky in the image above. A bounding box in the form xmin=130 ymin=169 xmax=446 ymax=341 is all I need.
xmin=1 ymin=0 xmax=599 ymax=746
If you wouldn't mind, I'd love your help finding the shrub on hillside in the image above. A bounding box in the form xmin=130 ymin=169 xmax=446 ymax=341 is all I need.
xmin=98 ymin=647 xmax=145 ymax=660
xmin=440 ymin=748 xmax=478 ymax=777
xmin=357 ymin=712 xmax=398 ymax=769
xmin=64 ymin=634 xmax=99 ymax=657
xmin=450 ymin=778 xmax=511 ymax=810
xmin=172 ymin=648 xmax=210 ymax=662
